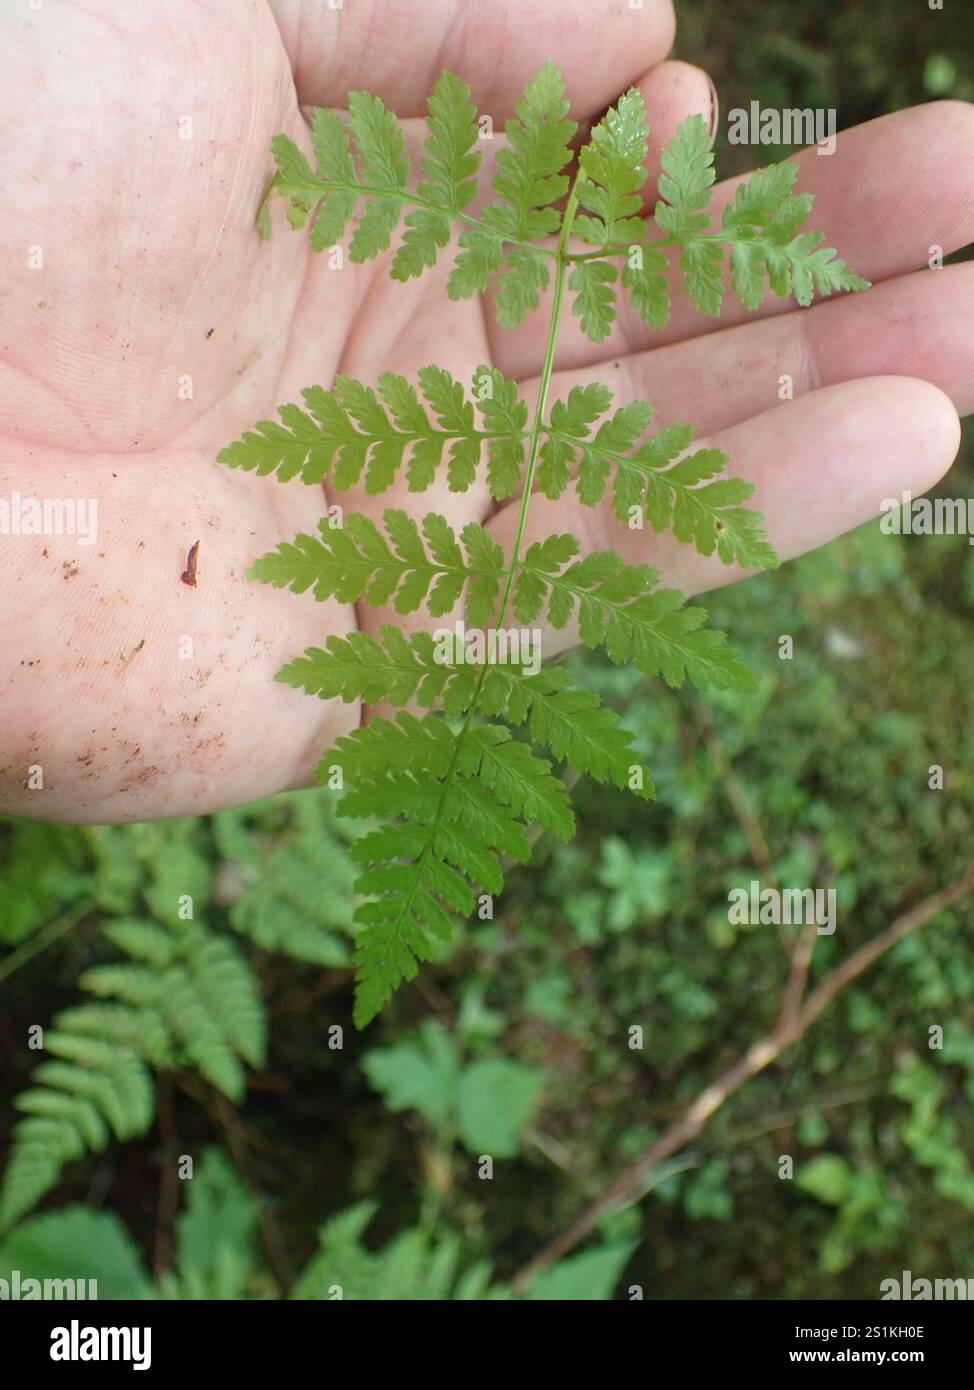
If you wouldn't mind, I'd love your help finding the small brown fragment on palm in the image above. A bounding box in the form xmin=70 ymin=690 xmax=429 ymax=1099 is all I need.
xmin=181 ymin=540 xmax=200 ymax=587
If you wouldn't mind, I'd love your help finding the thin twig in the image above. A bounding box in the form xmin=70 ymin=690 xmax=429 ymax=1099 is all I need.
xmin=0 ymin=899 xmax=94 ymax=985
xmin=699 ymin=718 xmax=775 ymax=882
xmin=512 ymin=865 xmax=974 ymax=1293
xmin=714 ymin=1083 xmax=879 ymax=1151
xmin=778 ymin=918 xmax=818 ymax=1036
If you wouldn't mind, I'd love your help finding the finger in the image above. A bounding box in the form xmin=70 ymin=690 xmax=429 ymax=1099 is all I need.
xmin=484 ymin=378 xmax=960 ymax=662
xmin=519 ymin=262 xmax=974 ymax=463
xmin=354 ymin=376 xmax=960 ymax=674
xmin=493 ymin=100 xmax=974 ymax=380
xmin=268 ymin=0 xmax=675 ymax=117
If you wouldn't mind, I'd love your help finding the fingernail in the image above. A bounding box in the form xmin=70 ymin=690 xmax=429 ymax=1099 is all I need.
xmin=706 ymin=76 xmax=719 ymax=139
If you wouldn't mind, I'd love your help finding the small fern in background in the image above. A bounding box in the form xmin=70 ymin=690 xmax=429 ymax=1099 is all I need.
xmin=0 ymin=794 xmax=356 ymax=1231
xmin=0 ymin=1149 xmax=259 ymax=1300
xmin=212 ymin=793 xmax=360 ymax=966
xmin=0 ymin=918 xmax=263 ymax=1231
xmin=0 ymin=1015 xmax=155 ymax=1233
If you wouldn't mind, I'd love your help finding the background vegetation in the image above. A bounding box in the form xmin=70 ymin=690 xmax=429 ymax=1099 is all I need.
xmin=1 ymin=0 xmax=972 ymax=1299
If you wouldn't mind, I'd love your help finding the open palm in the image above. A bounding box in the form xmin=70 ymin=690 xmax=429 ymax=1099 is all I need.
xmin=2 ymin=0 xmax=971 ymax=823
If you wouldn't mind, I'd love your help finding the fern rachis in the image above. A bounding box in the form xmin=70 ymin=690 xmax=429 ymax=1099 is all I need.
xmin=219 ymin=64 xmax=868 ymax=1026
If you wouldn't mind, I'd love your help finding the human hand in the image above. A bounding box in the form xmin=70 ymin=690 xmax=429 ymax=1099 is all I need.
xmin=1 ymin=0 xmax=970 ymax=823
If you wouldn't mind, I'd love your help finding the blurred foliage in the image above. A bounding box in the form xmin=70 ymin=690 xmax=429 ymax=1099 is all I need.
xmin=1 ymin=0 xmax=973 ymax=1299
xmin=677 ymin=0 xmax=974 ymax=173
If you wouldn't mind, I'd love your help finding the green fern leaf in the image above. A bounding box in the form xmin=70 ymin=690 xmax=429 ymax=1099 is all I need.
xmin=345 ymin=91 xmax=410 ymax=261
xmin=782 ymin=232 xmax=871 ymax=306
xmin=0 ymin=907 xmax=270 ymax=1229
xmin=292 ymin=1201 xmax=509 ymax=1300
xmin=264 ymin=134 xmax=321 ymax=232
xmin=654 ymin=113 xmax=716 ymax=238
xmin=621 ymin=247 xmax=671 ymax=329
xmin=251 ymin=510 xmax=503 ymax=621
xmin=542 ymin=388 xmax=778 ymax=570
xmin=569 ymin=259 xmax=618 ymax=343
xmin=680 ymin=237 xmax=725 ymax=317
xmin=80 ymin=924 xmax=266 ymax=1103
xmin=474 ymin=366 xmax=529 ymax=499
xmin=515 ymin=540 xmax=758 ymax=690
xmin=720 ymin=161 xmax=870 ymax=309
xmin=449 ymin=62 xmax=575 ymax=321
xmin=392 ymin=72 xmax=480 ymax=281
xmin=220 ymin=62 xmax=870 ymax=1031
xmin=465 ymin=724 xmax=575 ymax=841
xmin=306 ymin=630 xmax=480 ymax=715
xmin=283 ymin=629 xmax=462 ymax=709
xmin=481 ymin=664 xmax=654 ymax=796
xmin=0 ymin=1031 xmax=153 ymax=1231
xmin=308 ymin=108 xmax=358 ymax=250
xmin=638 ymin=440 xmax=780 ymax=569
xmin=218 ymin=368 xmax=525 ymax=496
xmin=213 ymin=794 xmax=359 ymax=968
xmin=492 ymin=61 xmax=577 ymax=240
xmin=575 ymin=87 xmax=648 ymax=249
xmin=322 ymin=687 xmax=595 ymax=1023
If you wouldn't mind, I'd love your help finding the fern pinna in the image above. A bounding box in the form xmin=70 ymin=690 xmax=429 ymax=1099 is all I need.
xmin=220 ymin=65 xmax=867 ymax=1027
xmin=0 ymin=917 xmax=264 ymax=1230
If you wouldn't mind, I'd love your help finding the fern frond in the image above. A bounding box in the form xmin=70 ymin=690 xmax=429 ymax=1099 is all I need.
xmin=292 ymin=1201 xmax=509 ymax=1300
xmin=575 ymin=89 xmax=649 ymax=251
xmin=281 ymin=628 xmax=468 ymax=709
xmin=465 ymin=724 xmax=575 ymax=841
xmin=320 ymin=661 xmax=654 ymax=1024
xmin=251 ymin=510 xmax=504 ymax=626
xmin=655 ymin=113 xmax=717 ymax=239
xmin=322 ymin=691 xmax=589 ymax=1024
xmin=539 ymin=387 xmax=778 ymax=569
xmin=391 ymin=72 xmax=481 ymax=281
xmin=81 ymin=924 xmax=265 ymax=1103
xmin=0 ymin=918 xmax=266 ymax=1227
xmin=569 ymin=260 xmax=618 ymax=344
xmin=344 ymin=90 xmax=412 ymax=260
xmin=621 ymin=247 xmax=671 ymax=329
xmin=0 ymin=1030 xmax=153 ymax=1231
xmin=306 ymin=108 xmax=358 ymax=249
xmin=265 ymin=100 xmax=408 ymax=254
xmin=218 ymin=367 xmax=527 ymax=498
xmin=514 ymin=540 xmax=757 ymax=690
xmin=263 ymin=63 xmax=578 ymax=314
xmin=213 ymin=795 xmax=359 ymax=968
xmin=449 ymin=61 xmax=576 ymax=324
xmin=330 ymin=717 xmax=573 ymax=841
xmin=217 ymin=64 xmax=871 ymax=1029
xmin=265 ymin=72 xmax=483 ymax=276
xmin=721 ymin=162 xmax=869 ymax=308
xmin=55 ymin=1003 xmax=172 ymax=1065
xmin=569 ymin=87 xmax=650 ymax=339
xmin=480 ymin=664 xmax=653 ymax=795
xmin=647 ymin=115 xmax=869 ymax=318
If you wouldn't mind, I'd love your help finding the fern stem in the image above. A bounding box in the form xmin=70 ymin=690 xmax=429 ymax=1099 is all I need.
xmin=354 ymin=180 xmax=583 ymax=1002
xmin=494 ymin=176 xmax=582 ymax=625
